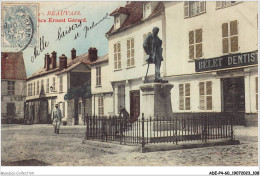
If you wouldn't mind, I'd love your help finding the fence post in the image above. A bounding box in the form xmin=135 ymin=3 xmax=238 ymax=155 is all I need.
xmin=84 ymin=113 xmax=89 ymax=140
xmin=230 ymin=113 xmax=234 ymax=141
xmin=141 ymin=113 xmax=145 ymax=153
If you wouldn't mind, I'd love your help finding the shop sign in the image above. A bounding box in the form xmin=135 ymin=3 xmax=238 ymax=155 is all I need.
xmin=195 ymin=51 xmax=258 ymax=72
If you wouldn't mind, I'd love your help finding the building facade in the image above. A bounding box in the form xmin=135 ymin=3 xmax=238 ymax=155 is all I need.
xmin=90 ymin=54 xmax=114 ymax=116
xmin=164 ymin=1 xmax=258 ymax=126
xmin=1 ymin=52 xmax=27 ymax=123
xmin=106 ymin=1 xmax=258 ymax=126
xmin=25 ymin=48 xmax=97 ymax=125
xmin=106 ymin=1 xmax=165 ymax=121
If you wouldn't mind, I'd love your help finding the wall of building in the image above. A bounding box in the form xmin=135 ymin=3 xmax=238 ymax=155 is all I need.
xmin=164 ymin=1 xmax=258 ymax=77
xmin=108 ymin=15 xmax=165 ymax=83
xmin=1 ymin=79 xmax=26 ymax=123
xmin=91 ymin=62 xmax=113 ymax=94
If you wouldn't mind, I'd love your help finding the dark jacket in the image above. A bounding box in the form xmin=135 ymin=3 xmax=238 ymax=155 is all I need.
xmin=143 ymin=33 xmax=163 ymax=64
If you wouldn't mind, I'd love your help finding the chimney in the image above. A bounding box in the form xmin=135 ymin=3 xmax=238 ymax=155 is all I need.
xmin=59 ymin=54 xmax=67 ymax=70
xmin=71 ymin=48 xmax=76 ymax=60
xmin=88 ymin=47 xmax=98 ymax=62
xmin=45 ymin=53 xmax=51 ymax=71
xmin=51 ymin=51 xmax=57 ymax=69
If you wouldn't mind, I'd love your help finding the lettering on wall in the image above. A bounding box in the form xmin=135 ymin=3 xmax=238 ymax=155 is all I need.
xmin=195 ymin=51 xmax=258 ymax=72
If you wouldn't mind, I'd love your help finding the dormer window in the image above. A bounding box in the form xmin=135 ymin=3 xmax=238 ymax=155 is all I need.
xmin=143 ymin=2 xmax=151 ymax=19
xmin=110 ymin=7 xmax=129 ymax=30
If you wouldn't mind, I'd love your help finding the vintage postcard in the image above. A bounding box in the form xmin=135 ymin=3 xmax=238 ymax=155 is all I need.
xmin=1 ymin=1 xmax=259 ymax=176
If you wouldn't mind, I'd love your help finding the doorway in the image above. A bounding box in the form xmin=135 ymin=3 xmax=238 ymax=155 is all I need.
xmin=222 ymin=77 xmax=245 ymax=125
xmin=130 ymin=90 xmax=140 ymax=123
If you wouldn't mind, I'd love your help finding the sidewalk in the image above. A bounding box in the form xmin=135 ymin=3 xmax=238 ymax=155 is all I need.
xmin=233 ymin=126 xmax=258 ymax=142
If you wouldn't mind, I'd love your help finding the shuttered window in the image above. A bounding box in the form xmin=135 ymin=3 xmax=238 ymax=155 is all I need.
xmin=96 ymin=67 xmax=101 ymax=86
xmin=179 ymin=83 xmax=191 ymax=110
xmin=216 ymin=1 xmax=240 ymax=9
xmin=8 ymin=81 xmax=15 ymax=95
xmin=46 ymin=79 xmax=49 ymax=93
xmin=33 ymin=82 xmax=35 ymax=95
xmin=59 ymin=76 xmax=63 ymax=92
xmin=114 ymin=42 xmax=121 ymax=70
xmin=256 ymin=77 xmax=258 ymax=111
xmin=199 ymin=81 xmax=212 ymax=110
xmin=127 ymin=38 xmax=135 ymax=67
xmin=189 ymin=28 xmax=202 ymax=59
xmin=37 ymin=81 xmax=39 ymax=95
xmin=184 ymin=1 xmax=206 ymax=18
xmin=41 ymin=79 xmax=44 ymax=93
xmin=52 ymin=77 xmax=56 ymax=91
xmin=98 ymin=97 xmax=104 ymax=116
xmin=222 ymin=20 xmax=238 ymax=54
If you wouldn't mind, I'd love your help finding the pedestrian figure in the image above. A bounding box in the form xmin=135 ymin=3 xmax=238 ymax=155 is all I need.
xmin=119 ymin=106 xmax=130 ymax=132
xmin=51 ymin=103 xmax=62 ymax=134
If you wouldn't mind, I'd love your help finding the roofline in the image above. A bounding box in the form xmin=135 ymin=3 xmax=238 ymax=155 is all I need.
xmin=106 ymin=10 xmax=164 ymax=37
xmin=27 ymin=69 xmax=60 ymax=81
xmin=89 ymin=59 xmax=108 ymax=66
xmin=56 ymin=62 xmax=91 ymax=75
xmin=1 ymin=78 xmax=27 ymax=81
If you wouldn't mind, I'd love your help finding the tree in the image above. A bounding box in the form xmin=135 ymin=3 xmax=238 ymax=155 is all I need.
xmin=64 ymin=84 xmax=91 ymax=124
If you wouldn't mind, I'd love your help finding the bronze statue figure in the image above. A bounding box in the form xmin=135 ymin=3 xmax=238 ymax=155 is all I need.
xmin=143 ymin=27 xmax=167 ymax=83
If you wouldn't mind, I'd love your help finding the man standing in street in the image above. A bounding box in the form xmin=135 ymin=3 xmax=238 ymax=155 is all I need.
xmin=51 ymin=103 xmax=62 ymax=134
xmin=143 ymin=27 xmax=167 ymax=83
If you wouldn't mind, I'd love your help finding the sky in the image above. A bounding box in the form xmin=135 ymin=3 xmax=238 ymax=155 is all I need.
xmin=3 ymin=1 xmax=126 ymax=77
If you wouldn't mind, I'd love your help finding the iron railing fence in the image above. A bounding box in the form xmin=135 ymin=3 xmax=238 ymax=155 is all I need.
xmin=85 ymin=113 xmax=234 ymax=147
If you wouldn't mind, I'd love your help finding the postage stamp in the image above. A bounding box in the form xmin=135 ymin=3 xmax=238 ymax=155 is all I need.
xmin=1 ymin=2 xmax=39 ymax=52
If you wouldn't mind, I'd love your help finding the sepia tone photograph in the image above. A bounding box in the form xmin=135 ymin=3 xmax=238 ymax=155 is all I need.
xmin=1 ymin=0 xmax=259 ymax=175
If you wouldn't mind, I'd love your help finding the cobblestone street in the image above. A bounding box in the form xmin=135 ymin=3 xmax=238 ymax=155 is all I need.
xmin=1 ymin=124 xmax=258 ymax=166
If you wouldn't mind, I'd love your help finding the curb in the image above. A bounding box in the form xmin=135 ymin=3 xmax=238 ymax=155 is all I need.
xmin=82 ymin=139 xmax=240 ymax=153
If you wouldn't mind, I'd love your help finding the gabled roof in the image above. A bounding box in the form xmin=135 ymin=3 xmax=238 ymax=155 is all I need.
xmin=1 ymin=52 xmax=27 ymax=80
xmin=110 ymin=7 xmax=129 ymax=16
xmin=28 ymin=52 xmax=95 ymax=80
xmin=106 ymin=1 xmax=165 ymax=36
xmin=89 ymin=54 xmax=108 ymax=66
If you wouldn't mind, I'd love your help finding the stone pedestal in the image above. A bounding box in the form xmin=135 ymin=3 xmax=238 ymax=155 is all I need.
xmin=140 ymin=83 xmax=173 ymax=119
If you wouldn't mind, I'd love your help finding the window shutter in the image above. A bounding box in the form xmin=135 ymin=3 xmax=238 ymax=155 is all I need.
xmin=222 ymin=23 xmax=228 ymax=38
xmin=206 ymin=96 xmax=212 ymax=110
xmin=231 ymin=36 xmax=238 ymax=52
xmin=179 ymin=84 xmax=184 ymax=110
xmin=222 ymin=38 xmax=229 ymax=54
xmin=118 ymin=53 xmax=121 ymax=69
xmin=216 ymin=1 xmax=222 ymax=9
xmin=196 ymin=43 xmax=202 ymax=58
xmin=199 ymin=82 xmax=204 ymax=95
xmin=114 ymin=44 xmax=117 ymax=53
xmin=185 ymin=83 xmax=190 ymax=96
xmin=131 ymin=48 xmax=135 ymax=66
xmin=200 ymin=1 xmax=205 ymax=13
xmin=230 ymin=20 xmax=238 ymax=36
xmin=189 ymin=31 xmax=194 ymax=45
xmin=189 ymin=45 xmax=194 ymax=59
xmin=184 ymin=2 xmax=189 ymax=18
xmin=117 ymin=43 xmax=121 ymax=52
xmin=114 ymin=54 xmax=117 ymax=69
xmin=185 ymin=97 xmax=190 ymax=110
xmin=195 ymin=29 xmax=202 ymax=43
xmin=118 ymin=43 xmax=121 ymax=69
xmin=206 ymin=81 xmax=212 ymax=95
xmin=127 ymin=50 xmax=130 ymax=67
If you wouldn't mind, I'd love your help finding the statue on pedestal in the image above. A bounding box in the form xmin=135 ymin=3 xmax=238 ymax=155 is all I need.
xmin=143 ymin=27 xmax=168 ymax=83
